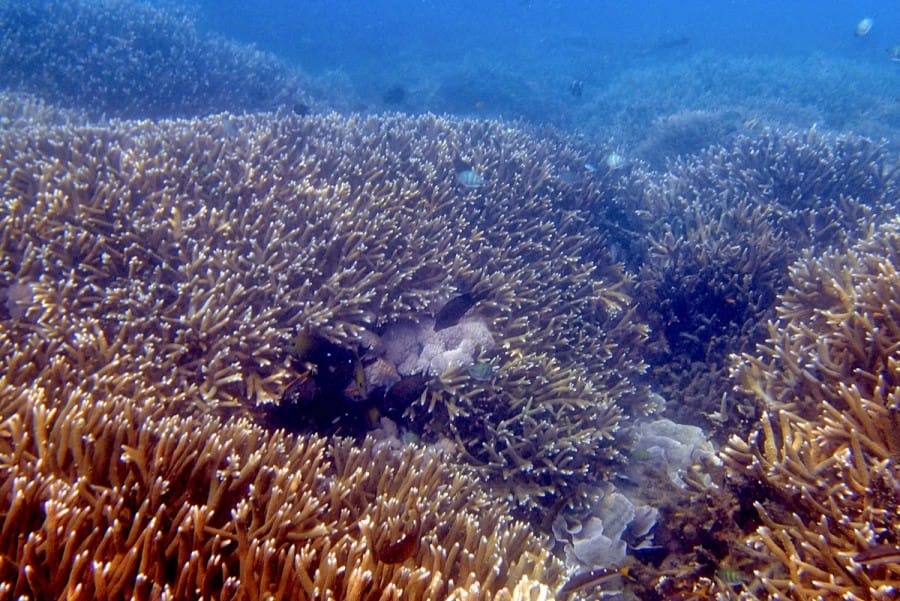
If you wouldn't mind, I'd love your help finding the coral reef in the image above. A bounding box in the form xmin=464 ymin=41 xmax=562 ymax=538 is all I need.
xmin=723 ymin=219 xmax=900 ymax=599
xmin=0 ymin=111 xmax=649 ymax=518
xmin=633 ymin=109 xmax=744 ymax=170
xmin=0 ymin=0 xmax=311 ymax=118
xmin=552 ymin=482 xmax=658 ymax=570
xmin=0 ymin=91 xmax=92 ymax=131
xmin=629 ymin=418 xmax=720 ymax=489
xmin=632 ymin=127 xmax=899 ymax=437
xmin=0 ymin=374 xmax=561 ymax=599
xmin=580 ymin=51 xmax=900 ymax=155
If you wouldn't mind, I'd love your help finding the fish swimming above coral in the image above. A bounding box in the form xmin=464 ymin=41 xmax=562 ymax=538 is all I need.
xmin=269 ymin=330 xmax=370 ymax=434
xmin=467 ymin=360 xmax=494 ymax=381
xmin=433 ymin=291 xmax=486 ymax=330
xmin=887 ymin=45 xmax=900 ymax=62
xmin=456 ymin=168 xmax=486 ymax=188
xmin=855 ymin=17 xmax=874 ymax=37
xmin=636 ymin=35 xmax=691 ymax=57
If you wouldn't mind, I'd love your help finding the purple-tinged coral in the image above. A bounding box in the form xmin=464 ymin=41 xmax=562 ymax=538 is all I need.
xmin=0 ymin=0 xmax=311 ymax=118
xmin=0 ymin=110 xmax=650 ymax=519
xmin=632 ymin=127 xmax=898 ymax=437
xmin=630 ymin=418 xmax=720 ymax=488
xmin=553 ymin=482 xmax=658 ymax=570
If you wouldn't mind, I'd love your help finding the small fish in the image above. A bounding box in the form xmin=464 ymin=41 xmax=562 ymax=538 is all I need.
xmin=434 ymin=292 xmax=483 ymax=330
xmin=220 ymin=117 xmax=239 ymax=139
xmin=604 ymin=151 xmax=626 ymax=170
xmin=853 ymin=544 xmax=900 ymax=567
xmin=286 ymin=330 xmax=320 ymax=362
xmin=569 ymin=79 xmax=584 ymax=98
xmin=366 ymin=406 xmax=381 ymax=427
xmin=383 ymin=85 xmax=407 ymax=105
xmin=629 ymin=448 xmax=653 ymax=461
xmin=376 ymin=529 xmax=420 ymax=564
xmin=557 ymin=566 xmax=630 ymax=596
xmin=637 ymin=35 xmax=691 ymax=56
xmin=556 ymin=168 xmax=582 ymax=186
xmin=343 ymin=358 xmax=368 ymax=402
xmin=855 ymin=17 xmax=874 ymax=37
xmin=456 ymin=168 xmax=485 ymax=188
xmin=715 ymin=565 xmax=744 ymax=586
xmin=381 ymin=374 xmax=428 ymax=417
xmin=888 ymin=45 xmax=900 ymax=63
xmin=468 ymin=361 xmax=494 ymax=381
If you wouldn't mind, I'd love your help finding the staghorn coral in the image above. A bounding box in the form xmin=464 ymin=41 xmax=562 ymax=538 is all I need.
xmin=0 ymin=0 xmax=311 ymax=119
xmin=579 ymin=51 xmax=900 ymax=154
xmin=635 ymin=195 xmax=788 ymax=435
xmin=0 ymin=91 xmax=92 ymax=131
xmin=632 ymin=127 xmax=899 ymax=437
xmin=722 ymin=219 xmax=900 ymax=600
xmin=0 ymin=370 xmax=561 ymax=599
xmin=633 ymin=109 xmax=745 ymax=171
xmin=0 ymin=110 xmax=649 ymax=517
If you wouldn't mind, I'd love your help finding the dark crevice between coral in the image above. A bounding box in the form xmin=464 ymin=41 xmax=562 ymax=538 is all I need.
xmin=260 ymin=329 xmax=431 ymax=440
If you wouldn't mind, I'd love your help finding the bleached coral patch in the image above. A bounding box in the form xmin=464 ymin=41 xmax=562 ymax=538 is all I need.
xmin=632 ymin=418 xmax=721 ymax=488
xmin=381 ymin=315 xmax=495 ymax=377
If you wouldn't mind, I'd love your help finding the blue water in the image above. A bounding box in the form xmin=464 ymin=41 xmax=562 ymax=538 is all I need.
xmin=2 ymin=0 xmax=897 ymax=147
xmin=196 ymin=1 xmax=899 ymax=69
xmin=186 ymin=0 xmax=900 ymax=149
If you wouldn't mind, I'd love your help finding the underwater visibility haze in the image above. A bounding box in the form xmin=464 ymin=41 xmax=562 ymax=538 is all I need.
xmin=0 ymin=0 xmax=898 ymax=599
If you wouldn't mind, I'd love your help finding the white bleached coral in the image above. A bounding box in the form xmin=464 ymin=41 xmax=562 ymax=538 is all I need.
xmin=552 ymin=482 xmax=658 ymax=569
xmin=381 ymin=315 xmax=495 ymax=377
xmin=631 ymin=418 xmax=721 ymax=488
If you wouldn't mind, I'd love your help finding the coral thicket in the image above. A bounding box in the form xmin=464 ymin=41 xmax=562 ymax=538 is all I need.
xmin=632 ymin=128 xmax=898 ymax=436
xmin=724 ymin=219 xmax=900 ymax=599
xmin=0 ymin=377 xmax=560 ymax=599
xmin=0 ymin=0 xmax=310 ymax=118
xmin=0 ymin=110 xmax=649 ymax=520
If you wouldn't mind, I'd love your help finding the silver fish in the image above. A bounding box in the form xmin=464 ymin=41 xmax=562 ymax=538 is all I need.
xmin=456 ymin=169 xmax=485 ymax=188
xmin=855 ymin=17 xmax=873 ymax=37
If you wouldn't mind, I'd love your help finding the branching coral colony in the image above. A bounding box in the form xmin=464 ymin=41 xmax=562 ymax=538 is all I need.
xmin=632 ymin=128 xmax=897 ymax=438
xmin=3 ymin=96 xmax=898 ymax=600
xmin=724 ymin=219 xmax=900 ymax=600
xmin=0 ymin=111 xmax=649 ymax=523
xmin=0 ymin=1 xmax=310 ymax=118
xmin=0 ymin=375 xmax=562 ymax=599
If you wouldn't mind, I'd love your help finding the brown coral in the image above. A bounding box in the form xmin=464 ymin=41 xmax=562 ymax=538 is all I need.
xmin=632 ymin=127 xmax=898 ymax=437
xmin=723 ymin=219 xmax=900 ymax=599
xmin=0 ymin=110 xmax=648 ymax=516
xmin=0 ymin=372 xmax=561 ymax=599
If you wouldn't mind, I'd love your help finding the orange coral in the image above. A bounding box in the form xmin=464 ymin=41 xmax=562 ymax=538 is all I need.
xmin=0 ymin=374 xmax=561 ymax=599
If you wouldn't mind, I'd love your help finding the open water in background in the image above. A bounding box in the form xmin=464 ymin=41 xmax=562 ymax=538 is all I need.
xmin=182 ymin=0 xmax=900 ymax=152
xmin=195 ymin=1 xmax=900 ymax=70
